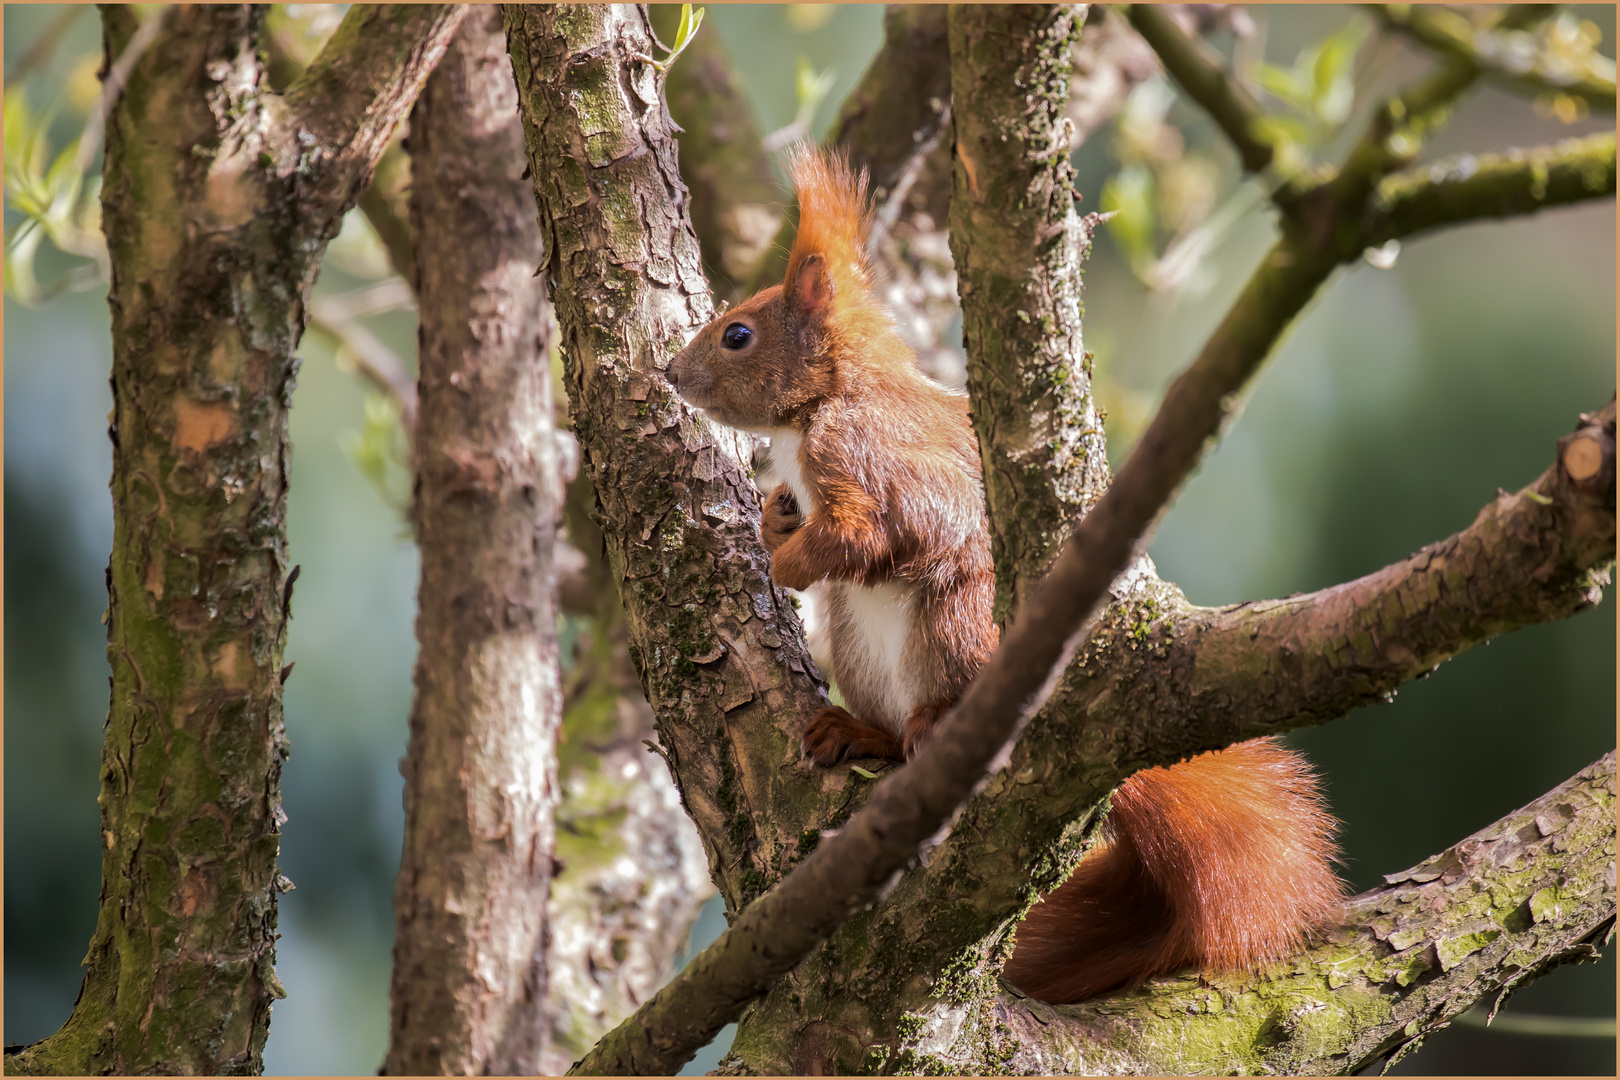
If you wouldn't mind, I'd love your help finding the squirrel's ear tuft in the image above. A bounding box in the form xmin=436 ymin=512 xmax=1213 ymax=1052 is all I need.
xmin=784 ymin=146 xmax=870 ymax=316
xmin=789 ymin=253 xmax=834 ymax=323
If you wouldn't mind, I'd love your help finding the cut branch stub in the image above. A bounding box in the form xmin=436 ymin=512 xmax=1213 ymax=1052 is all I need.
xmin=1560 ymin=408 xmax=1616 ymax=495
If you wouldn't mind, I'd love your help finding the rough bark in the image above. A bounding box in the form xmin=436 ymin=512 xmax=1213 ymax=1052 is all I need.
xmin=270 ymin=31 xmax=715 ymax=1060
xmin=1365 ymin=133 xmax=1618 ymax=248
xmin=383 ymin=9 xmax=561 ymax=1075
xmin=949 ymin=3 xmax=1111 ymax=622
xmin=3 ymin=6 xmax=466 ymax=1076
xmin=496 ymin=4 xmax=1614 ymax=1075
xmin=503 ymin=3 xmax=846 ymax=920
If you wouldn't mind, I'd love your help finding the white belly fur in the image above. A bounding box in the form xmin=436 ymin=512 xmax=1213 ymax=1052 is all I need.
xmin=825 ymin=579 xmax=920 ymax=736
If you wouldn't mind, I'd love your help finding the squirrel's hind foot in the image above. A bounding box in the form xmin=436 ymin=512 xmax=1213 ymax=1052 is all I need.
xmin=802 ymin=706 xmax=904 ymax=765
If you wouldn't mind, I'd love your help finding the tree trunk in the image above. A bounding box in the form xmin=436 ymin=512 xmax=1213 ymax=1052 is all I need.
xmin=537 ymin=463 xmax=716 ymax=1074
xmin=3 ymin=6 xmax=465 ymax=1074
xmin=503 ymin=2 xmax=846 ymax=920
xmin=383 ymin=7 xmax=562 ymax=1074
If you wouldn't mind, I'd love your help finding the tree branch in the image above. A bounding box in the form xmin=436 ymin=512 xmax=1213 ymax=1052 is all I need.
xmin=279 ymin=5 xmax=467 ymax=232
xmin=383 ymin=8 xmax=561 ymax=1072
xmin=266 ymin=7 xmax=418 ymax=281
xmin=1123 ymin=3 xmax=1274 ymax=174
xmin=1371 ymin=3 xmax=1617 ymax=113
xmin=358 ymin=144 xmax=416 ymax=283
xmin=1364 ymin=132 xmax=1618 ymax=249
xmin=994 ymin=752 xmax=1618 ymax=1075
xmin=494 ymin=3 xmax=1615 ymax=1074
xmin=563 ymin=0 xmax=1453 ymax=1064
xmin=950 ymin=4 xmax=1109 ymax=623
xmin=7 ymin=4 xmax=463 ymax=1070
xmin=503 ymin=0 xmax=840 ymax=924
xmin=1321 ymin=4 xmax=1550 ymax=220
xmin=819 ymin=72 xmax=1618 ymax=1024
xmin=306 ymin=285 xmax=419 ymax=429
xmin=1149 ymin=397 xmax=1617 ymax=749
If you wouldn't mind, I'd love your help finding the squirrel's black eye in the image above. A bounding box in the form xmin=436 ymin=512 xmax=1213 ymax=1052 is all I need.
xmin=721 ymin=323 xmax=753 ymax=350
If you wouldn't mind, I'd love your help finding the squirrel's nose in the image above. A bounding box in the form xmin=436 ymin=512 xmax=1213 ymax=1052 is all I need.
xmin=666 ymin=366 xmax=681 ymax=390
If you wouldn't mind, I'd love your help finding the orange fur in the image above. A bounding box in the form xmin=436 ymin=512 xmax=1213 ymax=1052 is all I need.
xmin=667 ymin=148 xmax=1344 ymax=1004
xmin=1001 ymin=737 xmax=1343 ymax=1002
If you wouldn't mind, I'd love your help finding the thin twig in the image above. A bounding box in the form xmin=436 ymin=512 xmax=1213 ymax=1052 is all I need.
xmin=1326 ymin=4 xmax=1552 ymax=215
xmin=306 ymin=295 xmax=419 ymax=430
xmin=6 ymin=6 xmax=87 ymax=88
xmin=1454 ymin=1007 xmax=1616 ymax=1039
xmin=1370 ymin=3 xmax=1616 ymax=113
xmin=1122 ymin=3 xmax=1274 ymax=174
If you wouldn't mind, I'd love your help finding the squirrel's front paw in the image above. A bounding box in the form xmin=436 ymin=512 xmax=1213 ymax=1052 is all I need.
xmin=761 ymin=484 xmax=801 ymax=553
xmin=771 ymin=557 xmax=815 ymax=592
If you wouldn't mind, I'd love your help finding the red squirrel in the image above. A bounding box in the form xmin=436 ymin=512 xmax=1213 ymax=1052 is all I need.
xmin=666 ymin=148 xmax=1343 ymax=1003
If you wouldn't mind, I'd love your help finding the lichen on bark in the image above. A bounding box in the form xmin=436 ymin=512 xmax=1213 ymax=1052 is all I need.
xmin=5 ymin=6 xmax=466 ymax=1074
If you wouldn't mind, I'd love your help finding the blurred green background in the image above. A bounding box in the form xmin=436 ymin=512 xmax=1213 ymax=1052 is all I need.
xmin=5 ymin=5 xmax=1613 ymax=1075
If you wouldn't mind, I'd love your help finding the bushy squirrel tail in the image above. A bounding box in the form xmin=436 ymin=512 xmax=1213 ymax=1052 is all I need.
xmin=1002 ymin=737 xmax=1344 ymax=1004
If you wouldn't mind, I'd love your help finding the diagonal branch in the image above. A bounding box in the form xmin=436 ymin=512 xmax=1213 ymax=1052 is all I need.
xmin=278 ymin=4 xmax=468 ymax=232
xmin=994 ymin=752 xmax=1617 ymax=1076
xmin=1123 ymin=3 xmax=1274 ymax=174
xmin=1371 ymin=3 xmax=1617 ymax=113
xmin=265 ymin=7 xmax=418 ymax=282
xmin=1364 ymin=132 xmax=1618 ymax=248
xmin=500 ymin=2 xmax=1613 ymax=1073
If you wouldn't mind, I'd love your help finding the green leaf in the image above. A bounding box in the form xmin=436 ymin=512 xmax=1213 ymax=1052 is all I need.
xmin=1309 ymin=18 xmax=1369 ymax=127
xmin=793 ymin=57 xmax=837 ymax=128
xmin=339 ymin=390 xmax=412 ymax=515
xmin=1249 ymin=114 xmax=1313 ymax=180
xmin=4 ymin=220 xmax=46 ymax=306
xmin=850 ymin=765 xmax=879 ymax=779
xmin=1254 ymin=62 xmax=1311 ymax=111
xmin=659 ymin=4 xmax=704 ymax=72
xmin=43 ymin=141 xmax=85 ymax=224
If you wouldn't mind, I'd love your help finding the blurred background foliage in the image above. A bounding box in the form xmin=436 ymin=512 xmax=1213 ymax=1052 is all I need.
xmin=4 ymin=5 xmax=1613 ymax=1075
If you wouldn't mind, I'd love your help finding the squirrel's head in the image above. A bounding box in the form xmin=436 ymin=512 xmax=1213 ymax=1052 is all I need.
xmin=668 ymin=148 xmax=875 ymax=433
